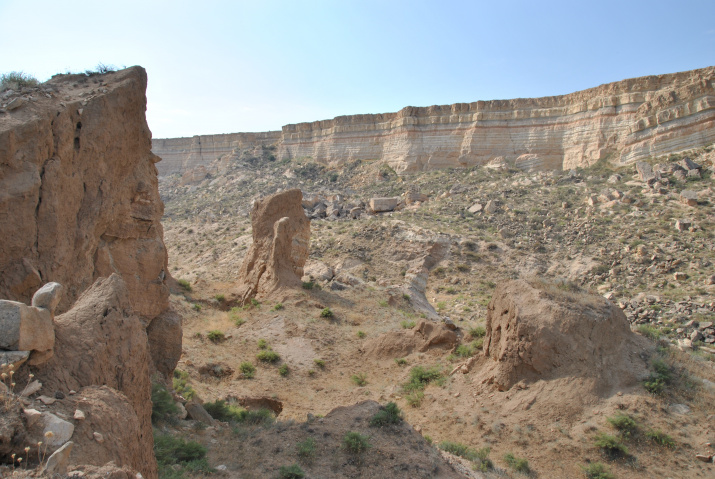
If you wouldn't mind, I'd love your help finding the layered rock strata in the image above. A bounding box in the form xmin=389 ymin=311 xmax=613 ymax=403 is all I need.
xmin=153 ymin=66 xmax=715 ymax=174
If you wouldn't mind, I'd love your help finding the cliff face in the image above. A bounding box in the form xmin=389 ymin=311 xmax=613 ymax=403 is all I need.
xmin=153 ymin=66 xmax=715 ymax=174
xmin=0 ymin=66 xmax=169 ymax=319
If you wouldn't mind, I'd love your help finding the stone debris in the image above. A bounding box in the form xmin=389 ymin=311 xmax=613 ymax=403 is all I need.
xmin=43 ymin=441 xmax=73 ymax=475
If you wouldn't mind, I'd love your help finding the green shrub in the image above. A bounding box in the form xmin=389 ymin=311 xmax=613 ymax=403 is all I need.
xmin=400 ymin=320 xmax=416 ymax=329
xmin=313 ymin=359 xmax=325 ymax=368
xmin=192 ymin=303 xmax=201 ymax=312
xmin=273 ymin=303 xmax=284 ymax=311
xmin=302 ymin=281 xmax=314 ymax=290
xmin=0 ymin=71 xmax=39 ymax=90
xmin=582 ymin=462 xmax=614 ymax=479
xmin=207 ymin=330 xmax=225 ymax=343
xmin=296 ymin=437 xmax=316 ymax=459
xmin=320 ymin=307 xmax=333 ymax=318
xmin=439 ymin=442 xmax=492 ymax=471
xmin=402 ymin=365 xmax=444 ymax=392
xmin=405 ymin=390 xmax=424 ymax=407
xmin=356 ymin=330 xmax=366 ymax=338
xmin=594 ymin=432 xmax=628 ymax=458
xmin=154 ymin=433 xmax=211 ymax=476
xmin=643 ymin=357 xmax=672 ymax=394
xmin=257 ymin=350 xmax=281 ymax=363
xmin=606 ymin=413 xmax=637 ymax=437
xmin=277 ymin=464 xmax=305 ymax=479
xmin=637 ymin=324 xmax=660 ymax=341
xmin=214 ymin=294 xmax=225 ymax=302
xmin=258 ymin=338 xmax=268 ymax=349
xmin=351 ymin=372 xmax=367 ymax=386
xmin=172 ymin=370 xmax=196 ymax=400
xmin=279 ymin=364 xmax=290 ymax=377
xmin=646 ymin=429 xmax=676 ymax=448
xmin=151 ymin=381 xmax=179 ymax=424
xmin=229 ymin=307 xmax=245 ymax=326
xmin=177 ymin=279 xmax=192 ymax=291
xmin=239 ymin=361 xmax=256 ymax=378
xmin=204 ymin=399 xmax=245 ymax=422
xmin=343 ymin=431 xmax=371 ymax=454
xmin=394 ymin=358 xmax=408 ymax=366
xmin=503 ymin=453 xmax=530 ymax=473
xmin=370 ymin=402 xmax=402 ymax=427
xmin=468 ymin=326 xmax=486 ymax=339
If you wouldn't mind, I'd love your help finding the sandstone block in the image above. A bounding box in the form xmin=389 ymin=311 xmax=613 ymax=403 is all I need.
xmin=28 ymin=412 xmax=74 ymax=452
xmin=680 ymin=157 xmax=701 ymax=170
xmin=0 ymin=300 xmax=54 ymax=352
xmin=185 ymin=401 xmax=216 ymax=425
xmin=369 ymin=197 xmax=400 ymax=213
xmin=675 ymin=220 xmax=691 ymax=231
xmin=31 ymin=282 xmax=64 ymax=312
xmin=0 ymin=350 xmax=30 ymax=371
xmin=467 ymin=203 xmax=483 ymax=214
xmin=680 ymin=190 xmax=698 ymax=206
xmin=43 ymin=441 xmax=73 ymax=475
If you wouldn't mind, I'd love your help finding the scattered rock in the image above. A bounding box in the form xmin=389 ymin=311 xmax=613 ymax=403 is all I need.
xmin=363 ymin=319 xmax=458 ymax=359
xmin=680 ymin=190 xmax=698 ymax=206
xmin=43 ymin=441 xmax=73 ymax=475
xmin=369 ymin=197 xmax=401 ymax=213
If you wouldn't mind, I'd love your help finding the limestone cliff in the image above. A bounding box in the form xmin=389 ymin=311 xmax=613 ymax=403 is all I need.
xmin=0 ymin=66 xmax=169 ymax=319
xmin=153 ymin=66 xmax=715 ymax=174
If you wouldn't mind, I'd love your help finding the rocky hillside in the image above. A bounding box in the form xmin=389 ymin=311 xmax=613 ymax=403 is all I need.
xmin=153 ymin=66 xmax=715 ymax=176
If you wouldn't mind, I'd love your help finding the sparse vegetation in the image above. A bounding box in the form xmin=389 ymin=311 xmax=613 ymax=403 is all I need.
xmin=296 ymin=437 xmax=316 ymax=459
xmin=594 ymin=432 xmax=628 ymax=458
xmin=239 ymin=361 xmax=256 ymax=378
xmin=606 ymin=412 xmax=637 ymax=437
xmin=273 ymin=302 xmax=284 ymax=311
xmin=207 ymin=330 xmax=225 ymax=343
xmin=402 ymin=365 xmax=445 ymax=392
xmin=172 ymin=370 xmax=196 ymax=400
xmin=439 ymin=442 xmax=493 ymax=471
xmin=646 ymin=429 xmax=676 ymax=448
xmin=257 ymin=350 xmax=281 ymax=363
xmin=301 ymin=281 xmax=314 ymax=290
xmin=279 ymin=364 xmax=290 ymax=376
xmin=369 ymin=402 xmax=402 ymax=427
xmin=258 ymin=338 xmax=268 ymax=349
xmin=400 ymin=319 xmax=416 ymax=329
xmin=151 ymin=381 xmax=179 ymax=424
xmin=154 ymin=433 xmax=212 ymax=478
xmin=503 ymin=452 xmax=530 ymax=474
xmin=582 ymin=461 xmax=614 ymax=479
xmin=320 ymin=307 xmax=333 ymax=318
xmin=214 ymin=293 xmax=225 ymax=302
xmin=1 ymin=71 xmax=39 ymax=90
xmin=177 ymin=279 xmax=192 ymax=291
xmin=643 ymin=357 xmax=673 ymax=394
xmin=277 ymin=464 xmax=305 ymax=479
xmin=313 ymin=358 xmax=325 ymax=368
xmin=342 ymin=431 xmax=371 ymax=454
xmin=351 ymin=372 xmax=367 ymax=386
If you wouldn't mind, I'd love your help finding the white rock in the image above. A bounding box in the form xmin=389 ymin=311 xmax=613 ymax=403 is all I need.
xmin=43 ymin=441 xmax=73 ymax=475
xmin=20 ymin=380 xmax=43 ymax=397
xmin=93 ymin=431 xmax=104 ymax=443
xmin=74 ymin=409 xmax=86 ymax=420
xmin=31 ymin=282 xmax=63 ymax=312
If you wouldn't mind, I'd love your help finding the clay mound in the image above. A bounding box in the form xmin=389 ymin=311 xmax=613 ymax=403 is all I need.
xmin=36 ymin=274 xmax=157 ymax=479
xmin=479 ymin=279 xmax=650 ymax=393
xmin=363 ymin=319 xmax=457 ymax=359
xmin=234 ymin=189 xmax=310 ymax=304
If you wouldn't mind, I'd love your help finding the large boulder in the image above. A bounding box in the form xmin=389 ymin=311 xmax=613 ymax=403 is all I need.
xmin=363 ymin=319 xmax=457 ymax=359
xmin=481 ymin=279 xmax=649 ymax=393
xmin=234 ymin=189 xmax=310 ymax=304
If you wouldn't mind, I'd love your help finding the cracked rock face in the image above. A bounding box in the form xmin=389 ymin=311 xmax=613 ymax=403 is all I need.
xmin=234 ymin=189 xmax=310 ymax=304
xmin=0 ymin=66 xmax=168 ymax=321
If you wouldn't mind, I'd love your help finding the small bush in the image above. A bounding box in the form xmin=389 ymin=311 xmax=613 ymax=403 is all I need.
xmin=646 ymin=429 xmax=676 ymax=448
xmin=643 ymin=357 xmax=672 ymax=394
xmin=1 ymin=71 xmax=39 ymax=90
xmin=370 ymin=402 xmax=402 ymax=427
xmin=582 ymin=462 xmax=614 ymax=479
xmin=400 ymin=320 xmax=416 ymax=329
xmin=279 ymin=364 xmax=290 ymax=377
xmin=320 ymin=307 xmax=333 ymax=318
xmin=204 ymin=399 xmax=245 ymax=422
xmin=439 ymin=442 xmax=492 ymax=471
xmin=405 ymin=390 xmax=424 ymax=407
xmin=277 ymin=464 xmax=305 ymax=479
xmin=356 ymin=330 xmax=366 ymax=338
xmin=172 ymin=370 xmax=196 ymax=400
xmin=192 ymin=303 xmax=202 ymax=312
xmin=302 ymin=281 xmax=314 ymax=290
xmin=503 ymin=452 xmax=530 ymax=473
xmin=273 ymin=303 xmax=284 ymax=311
xmin=207 ymin=330 xmax=225 ymax=343
xmin=239 ymin=361 xmax=256 ymax=379
xmin=257 ymin=350 xmax=281 ymax=363
xmin=394 ymin=358 xmax=407 ymax=366
xmin=177 ymin=279 xmax=192 ymax=291
xmin=250 ymin=298 xmax=261 ymax=308
xmin=351 ymin=372 xmax=367 ymax=386
xmin=151 ymin=381 xmax=179 ymax=424
xmin=258 ymin=338 xmax=268 ymax=349
xmin=154 ymin=433 xmax=210 ymax=475
xmin=468 ymin=326 xmax=486 ymax=339
xmin=606 ymin=413 xmax=637 ymax=437
xmin=594 ymin=432 xmax=628 ymax=458
xmin=402 ymin=365 xmax=444 ymax=392
xmin=214 ymin=294 xmax=225 ymax=302
xmin=229 ymin=307 xmax=245 ymax=326
xmin=343 ymin=431 xmax=371 ymax=454
xmin=637 ymin=324 xmax=660 ymax=341
xmin=313 ymin=359 xmax=325 ymax=368
xmin=296 ymin=437 xmax=316 ymax=459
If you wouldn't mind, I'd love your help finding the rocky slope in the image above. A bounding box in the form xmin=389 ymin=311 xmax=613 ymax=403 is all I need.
xmin=153 ymin=66 xmax=715 ymax=175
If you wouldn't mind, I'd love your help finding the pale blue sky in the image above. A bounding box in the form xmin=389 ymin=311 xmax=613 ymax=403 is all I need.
xmin=1 ymin=0 xmax=713 ymax=139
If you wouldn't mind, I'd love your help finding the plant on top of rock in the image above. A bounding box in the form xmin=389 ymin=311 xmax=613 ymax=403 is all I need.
xmin=1 ymin=71 xmax=39 ymax=90
xmin=342 ymin=431 xmax=371 ymax=454
xmin=369 ymin=402 xmax=403 ymax=427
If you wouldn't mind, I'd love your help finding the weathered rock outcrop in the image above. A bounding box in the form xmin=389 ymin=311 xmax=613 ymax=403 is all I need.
xmin=233 ymin=189 xmax=310 ymax=304
xmin=0 ymin=66 xmax=168 ymax=320
xmin=363 ymin=319 xmax=457 ymax=359
xmin=154 ymin=66 xmax=715 ymax=174
xmin=480 ymin=279 xmax=650 ymax=393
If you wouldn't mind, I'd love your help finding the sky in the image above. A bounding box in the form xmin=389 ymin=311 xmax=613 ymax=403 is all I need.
xmin=1 ymin=0 xmax=714 ymax=139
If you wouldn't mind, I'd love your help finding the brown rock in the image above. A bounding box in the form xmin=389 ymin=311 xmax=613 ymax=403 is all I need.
xmin=146 ymin=309 xmax=182 ymax=378
xmin=234 ymin=189 xmax=310 ymax=304
xmin=363 ymin=319 xmax=457 ymax=359
xmin=0 ymin=67 xmax=169 ymax=321
xmin=481 ymin=279 xmax=648 ymax=392
xmin=234 ymin=396 xmax=283 ymax=415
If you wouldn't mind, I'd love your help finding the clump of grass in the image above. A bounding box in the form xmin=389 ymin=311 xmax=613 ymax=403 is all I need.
xmin=151 ymin=381 xmax=178 ymax=424
xmin=258 ymin=338 xmax=268 ymax=349
xmin=400 ymin=320 xmax=416 ymax=329
xmin=302 ymin=281 xmax=314 ymax=290
xmin=370 ymin=402 xmax=402 ymax=427
xmin=594 ymin=432 xmax=628 ymax=458
xmin=239 ymin=361 xmax=256 ymax=379
xmin=313 ymin=359 xmax=325 ymax=368
xmin=154 ymin=433 xmax=212 ymax=477
xmin=356 ymin=330 xmax=366 ymax=338
xmin=394 ymin=358 xmax=407 ymax=366
xmin=643 ymin=357 xmax=673 ymax=394
xmin=192 ymin=303 xmax=201 ymax=312
xmin=503 ymin=452 xmax=530 ymax=474
xmin=438 ymin=442 xmax=492 ymax=471
xmin=343 ymin=431 xmax=371 ymax=454
xmin=214 ymin=294 xmax=225 ymax=302
xmin=207 ymin=330 xmax=225 ymax=343
xmin=402 ymin=365 xmax=445 ymax=392
xmin=250 ymin=298 xmax=261 ymax=308
xmin=646 ymin=429 xmax=675 ymax=448
xmin=273 ymin=303 xmax=284 ymax=311
xmin=177 ymin=278 xmax=192 ymax=291
xmin=581 ymin=462 xmax=614 ymax=479
xmin=296 ymin=437 xmax=316 ymax=459
xmin=229 ymin=307 xmax=245 ymax=326
xmin=172 ymin=370 xmax=196 ymax=400
xmin=279 ymin=364 xmax=290 ymax=377
xmin=468 ymin=326 xmax=486 ymax=339
xmin=1 ymin=71 xmax=39 ymax=90
xmin=320 ymin=307 xmax=333 ymax=318
xmin=606 ymin=413 xmax=637 ymax=437
xmin=204 ymin=399 xmax=245 ymax=422
xmin=637 ymin=324 xmax=660 ymax=341
xmin=351 ymin=372 xmax=367 ymax=386
xmin=277 ymin=464 xmax=305 ymax=479
xmin=405 ymin=390 xmax=424 ymax=407
xmin=257 ymin=350 xmax=280 ymax=363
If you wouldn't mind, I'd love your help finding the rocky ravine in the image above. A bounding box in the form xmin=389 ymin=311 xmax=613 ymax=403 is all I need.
xmin=153 ymin=65 xmax=715 ymax=175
